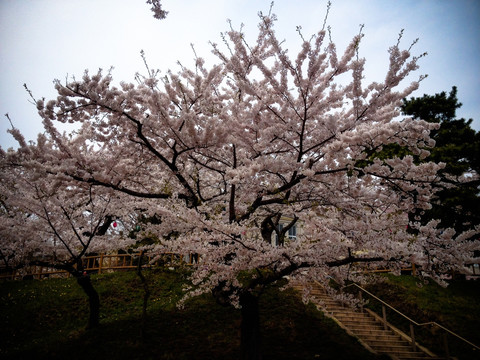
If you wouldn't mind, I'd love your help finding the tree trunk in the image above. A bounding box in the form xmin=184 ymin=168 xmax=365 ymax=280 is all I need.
xmin=240 ymin=292 xmax=262 ymax=360
xmin=136 ymin=251 xmax=150 ymax=339
xmin=76 ymin=274 xmax=100 ymax=329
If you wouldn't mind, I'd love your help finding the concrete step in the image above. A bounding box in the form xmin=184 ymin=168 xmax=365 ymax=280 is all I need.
xmin=368 ymin=339 xmax=411 ymax=348
xmin=333 ymin=315 xmax=380 ymax=324
xmin=387 ymin=350 xmax=434 ymax=359
xmin=315 ymin=301 xmax=343 ymax=308
xmin=331 ymin=310 xmax=370 ymax=317
xmin=347 ymin=323 xmax=388 ymax=331
xmin=336 ymin=320 xmax=382 ymax=328
xmin=355 ymin=332 xmax=403 ymax=341
xmin=368 ymin=343 xmax=416 ymax=354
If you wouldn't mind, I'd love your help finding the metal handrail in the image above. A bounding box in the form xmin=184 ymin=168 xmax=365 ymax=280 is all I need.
xmin=344 ymin=282 xmax=480 ymax=353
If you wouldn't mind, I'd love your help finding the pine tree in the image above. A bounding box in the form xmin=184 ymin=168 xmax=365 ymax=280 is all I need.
xmin=402 ymin=87 xmax=480 ymax=234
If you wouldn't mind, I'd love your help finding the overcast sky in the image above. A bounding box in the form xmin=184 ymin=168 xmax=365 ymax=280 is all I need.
xmin=1 ymin=0 xmax=479 ymax=149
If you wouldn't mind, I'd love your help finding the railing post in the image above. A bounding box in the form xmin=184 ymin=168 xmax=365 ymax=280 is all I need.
xmin=99 ymin=254 xmax=104 ymax=274
xmin=410 ymin=323 xmax=416 ymax=351
xmin=443 ymin=332 xmax=450 ymax=359
xmin=382 ymin=305 xmax=388 ymax=330
xmin=358 ymin=290 xmax=363 ymax=313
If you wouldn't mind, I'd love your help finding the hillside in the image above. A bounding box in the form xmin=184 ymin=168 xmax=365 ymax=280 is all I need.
xmin=0 ymin=269 xmax=382 ymax=360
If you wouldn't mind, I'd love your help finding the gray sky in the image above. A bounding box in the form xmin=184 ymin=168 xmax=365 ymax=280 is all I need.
xmin=1 ymin=0 xmax=479 ymax=149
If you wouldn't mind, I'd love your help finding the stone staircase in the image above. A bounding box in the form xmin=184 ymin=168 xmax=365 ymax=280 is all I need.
xmin=293 ymin=282 xmax=444 ymax=360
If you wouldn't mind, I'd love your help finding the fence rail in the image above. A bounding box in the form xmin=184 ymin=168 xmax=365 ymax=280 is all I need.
xmin=0 ymin=252 xmax=197 ymax=280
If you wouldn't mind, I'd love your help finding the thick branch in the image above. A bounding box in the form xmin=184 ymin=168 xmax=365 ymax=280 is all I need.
xmin=326 ymin=255 xmax=384 ymax=267
xmin=229 ymin=144 xmax=237 ymax=222
xmin=69 ymin=173 xmax=170 ymax=199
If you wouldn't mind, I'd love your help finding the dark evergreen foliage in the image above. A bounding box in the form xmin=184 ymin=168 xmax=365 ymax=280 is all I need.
xmin=401 ymin=86 xmax=480 ymax=234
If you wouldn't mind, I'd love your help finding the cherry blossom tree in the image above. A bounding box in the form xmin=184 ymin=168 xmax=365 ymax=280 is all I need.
xmin=2 ymin=7 xmax=479 ymax=359
xmin=0 ymin=132 xmax=135 ymax=328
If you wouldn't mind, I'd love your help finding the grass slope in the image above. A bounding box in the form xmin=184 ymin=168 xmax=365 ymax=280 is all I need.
xmin=0 ymin=269 xmax=381 ymax=360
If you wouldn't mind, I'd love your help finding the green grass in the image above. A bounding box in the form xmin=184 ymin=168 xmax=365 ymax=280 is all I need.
xmin=0 ymin=269 xmax=381 ymax=360
xmin=364 ymin=275 xmax=480 ymax=360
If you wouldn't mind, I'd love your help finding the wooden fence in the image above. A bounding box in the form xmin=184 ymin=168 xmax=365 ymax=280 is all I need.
xmin=0 ymin=252 xmax=197 ymax=281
